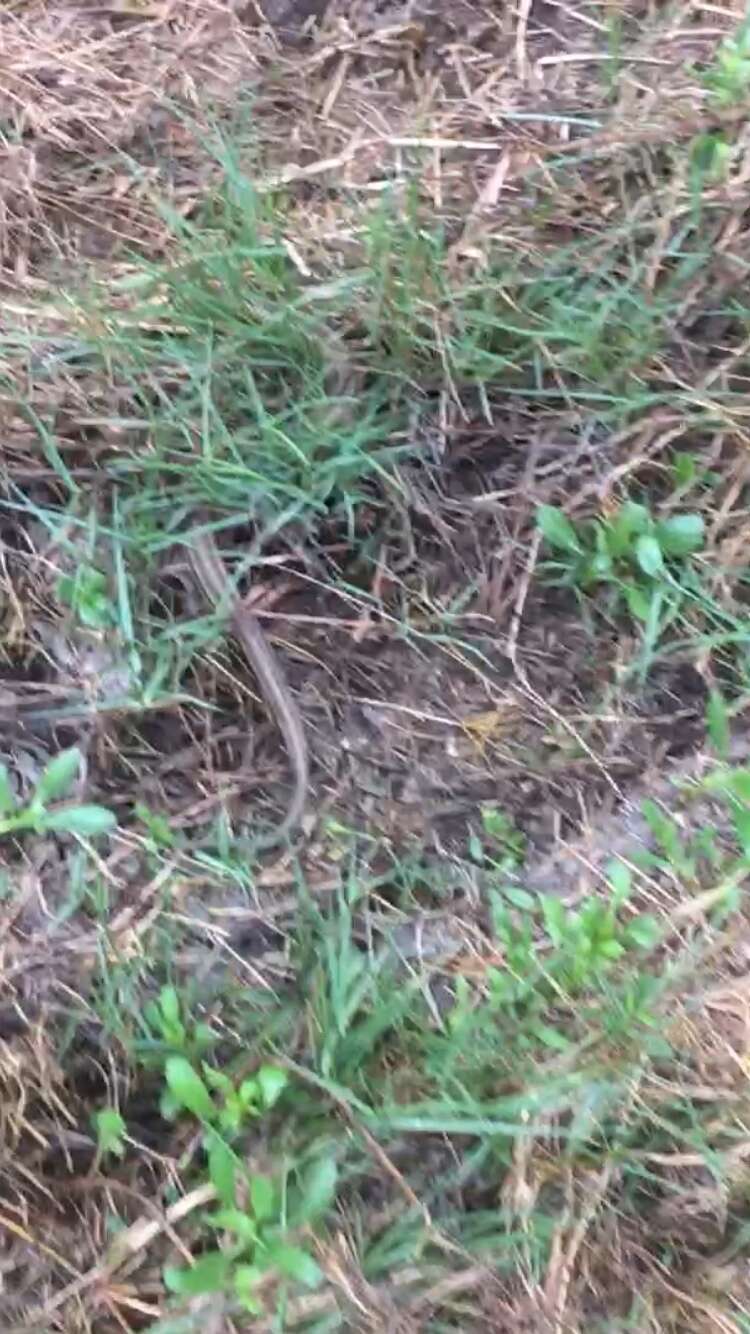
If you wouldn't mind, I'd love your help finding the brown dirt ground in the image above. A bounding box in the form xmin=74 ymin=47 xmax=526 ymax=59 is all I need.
xmin=3 ymin=1 xmax=750 ymax=1331
xmin=1 ymin=0 xmax=733 ymax=866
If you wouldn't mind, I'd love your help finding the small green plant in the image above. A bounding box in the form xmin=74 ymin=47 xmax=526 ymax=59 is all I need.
xmin=538 ymin=876 xmax=662 ymax=984
xmin=689 ymin=131 xmax=733 ymax=193
xmin=629 ymin=750 xmax=750 ymax=921
xmin=93 ymin=1107 xmax=128 ymax=1162
xmin=469 ymin=805 xmax=526 ymax=871
xmin=159 ymin=1057 xmax=335 ymax=1313
xmin=694 ymin=759 xmax=750 ymax=876
xmin=135 ymin=802 xmax=176 ymax=851
xmin=0 ymin=747 xmax=116 ymax=838
xmin=703 ymin=17 xmax=750 ymax=106
xmin=164 ymin=1155 xmax=333 ymax=1312
xmin=437 ymin=862 xmax=663 ymax=1081
xmin=161 ymin=1055 xmax=287 ymax=1129
xmin=488 ymin=861 xmax=661 ymax=1004
xmin=637 ymin=799 xmax=708 ymax=882
xmin=536 ymin=500 xmax=704 ymax=623
xmin=57 ymin=563 xmax=115 ymax=629
xmin=138 ymin=985 xmax=216 ymax=1064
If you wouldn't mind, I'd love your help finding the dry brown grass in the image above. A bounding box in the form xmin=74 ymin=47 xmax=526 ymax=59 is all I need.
xmin=4 ymin=1 xmax=750 ymax=1331
xmin=0 ymin=0 xmax=265 ymax=278
xmin=0 ymin=0 xmax=740 ymax=280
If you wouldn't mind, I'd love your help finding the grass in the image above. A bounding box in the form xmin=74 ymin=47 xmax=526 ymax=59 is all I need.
xmin=58 ymin=763 xmax=750 ymax=1329
xmin=7 ymin=166 xmax=739 ymax=704
xmin=5 ymin=2 xmax=750 ymax=1330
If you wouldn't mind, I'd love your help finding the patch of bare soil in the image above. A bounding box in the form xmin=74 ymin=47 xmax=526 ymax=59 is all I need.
xmin=0 ymin=426 xmax=717 ymax=883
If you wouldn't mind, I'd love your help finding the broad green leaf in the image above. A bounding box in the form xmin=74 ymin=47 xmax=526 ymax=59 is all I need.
xmin=606 ymin=860 xmax=631 ymax=904
xmin=268 ymin=1244 xmax=323 ymax=1288
xmin=291 ymin=1156 xmax=338 ymax=1225
xmin=635 ymin=534 xmax=664 ymax=577
xmin=599 ymin=938 xmax=625 ymax=960
xmin=249 ymin=1174 xmax=275 ymax=1223
xmin=501 ymin=886 xmax=536 ymax=911
xmin=234 ymin=1264 xmax=264 ymax=1312
xmin=159 ymin=986 xmax=181 ymax=1029
xmin=690 ymin=132 xmax=731 ymax=184
xmin=706 ymin=688 xmax=730 ymax=759
xmin=626 ymin=915 xmax=662 ymax=950
xmin=238 ymin=1078 xmax=259 ymax=1109
xmin=159 ymin=1088 xmax=181 ymax=1121
xmin=618 ymin=501 xmax=650 ymax=530
xmin=194 ymin=1023 xmax=216 ymax=1050
xmin=42 ymin=805 xmax=117 ymax=836
xmin=207 ymin=1134 xmax=236 ymax=1207
xmin=624 ymin=583 xmax=651 ymax=621
xmin=93 ymin=1108 xmax=126 ymax=1158
xmin=234 ymin=1263 xmax=263 ymax=1289
xmin=209 ymin=1208 xmax=258 ymax=1247
xmin=56 ymin=574 xmax=75 ymax=605
xmin=589 ymin=551 xmax=613 ymax=580
xmin=534 ymin=1024 xmax=570 ymax=1052
xmin=233 ymin=1264 xmax=262 ymax=1307
xmin=655 ymin=513 xmax=704 ymax=556
xmin=535 ymin=505 xmax=580 ymax=554
xmin=34 ymin=748 xmax=81 ymax=805
xmin=489 ymin=894 xmax=512 ymax=937
xmin=165 ymin=1056 xmax=214 ymax=1121
xmin=540 ymin=895 xmax=566 ymax=947
xmin=467 ymin=830 xmax=484 ymax=863
xmin=672 ymin=452 xmax=697 ymax=487
xmin=218 ymin=1092 xmax=244 ymax=1136
xmin=203 ymin=1065 xmax=233 ymax=1095
xmin=604 ymin=501 xmax=650 ymax=556
xmin=0 ymin=764 xmax=15 ymax=816
xmin=156 ymin=986 xmax=185 ymax=1046
xmin=163 ymin=1251 xmax=230 ymax=1296
xmin=255 ymin=1065 xmax=288 ymax=1109
xmin=729 ymin=768 xmax=750 ymax=803
xmin=135 ymin=802 xmax=174 ymax=848
xmin=580 ymin=898 xmax=605 ymax=929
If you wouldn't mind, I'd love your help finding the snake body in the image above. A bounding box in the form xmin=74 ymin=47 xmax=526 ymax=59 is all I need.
xmin=189 ymin=528 xmax=309 ymax=845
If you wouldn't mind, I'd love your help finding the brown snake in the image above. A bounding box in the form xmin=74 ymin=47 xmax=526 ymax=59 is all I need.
xmin=189 ymin=527 xmax=309 ymax=845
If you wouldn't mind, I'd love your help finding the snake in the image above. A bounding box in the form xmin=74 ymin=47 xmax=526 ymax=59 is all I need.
xmin=188 ymin=526 xmax=309 ymax=846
